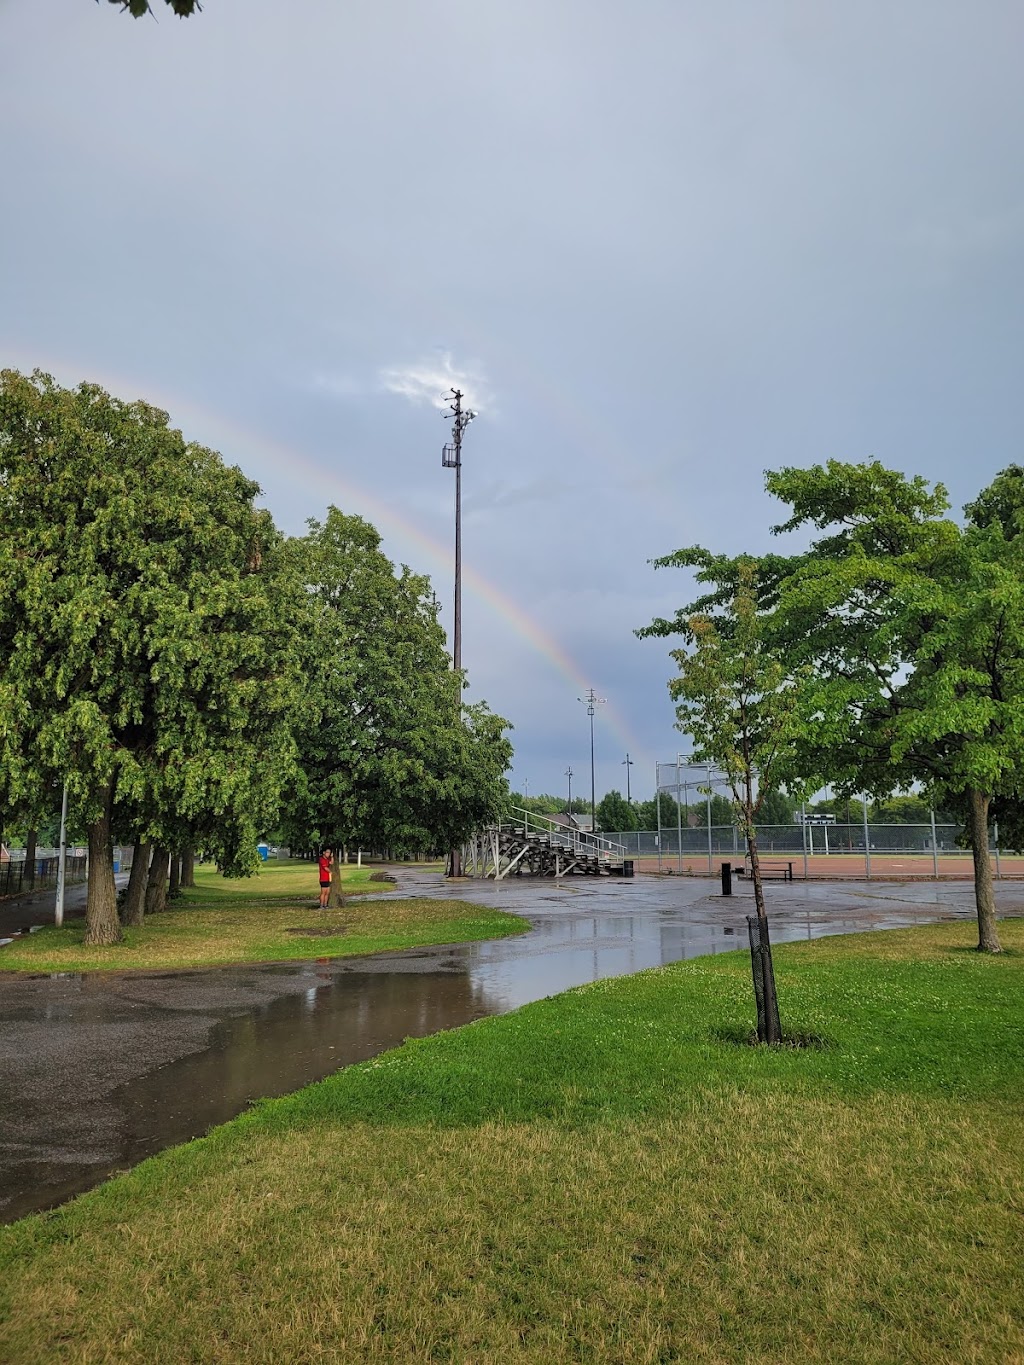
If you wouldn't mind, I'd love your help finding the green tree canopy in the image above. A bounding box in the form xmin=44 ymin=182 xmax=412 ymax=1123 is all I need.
xmin=768 ymin=460 xmax=1024 ymax=951
xmin=645 ymin=562 xmax=818 ymax=1041
xmin=595 ymin=789 xmax=635 ymax=833
xmin=280 ymin=508 xmax=511 ymax=860
xmin=0 ymin=370 xmax=302 ymax=943
xmin=103 ymin=0 xmax=201 ymax=17
xmin=756 ymin=789 xmax=798 ymax=826
xmin=632 ymin=791 xmax=681 ymax=830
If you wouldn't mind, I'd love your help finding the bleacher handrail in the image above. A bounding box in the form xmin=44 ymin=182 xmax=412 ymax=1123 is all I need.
xmin=502 ymin=805 xmax=629 ymax=863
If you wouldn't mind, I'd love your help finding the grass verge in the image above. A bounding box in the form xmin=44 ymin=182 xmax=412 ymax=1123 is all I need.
xmin=1 ymin=920 xmax=1022 ymax=1362
xmin=0 ymin=860 xmax=526 ymax=972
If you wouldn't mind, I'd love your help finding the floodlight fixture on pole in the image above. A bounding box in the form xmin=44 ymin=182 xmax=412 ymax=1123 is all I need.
xmin=577 ymin=689 xmax=607 ymax=844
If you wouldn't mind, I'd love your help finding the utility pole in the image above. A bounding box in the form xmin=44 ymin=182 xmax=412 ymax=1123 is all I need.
xmin=565 ymin=766 xmax=573 ymax=815
xmin=442 ymin=388 xmax=475 ymax=877
xmin=578 ymin=689 xmax=607 ymax=845
xmin=622 ymin=752 xmax=633 ymax=804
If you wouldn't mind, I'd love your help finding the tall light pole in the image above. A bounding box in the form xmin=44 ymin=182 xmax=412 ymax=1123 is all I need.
xmin=442 ymin=388 xmax=475 ymax=679
xmin=578 ymin=689 xmax=606 ymax=843
xmin=622 ymin=753 xmax=633 ymax=804
xmin=442 ymin=388 xmax=475 ymax=876
xmin=565 ymin=766 xmax=573 ymax=815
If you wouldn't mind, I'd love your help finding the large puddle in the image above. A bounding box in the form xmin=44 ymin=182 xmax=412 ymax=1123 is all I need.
xmin=0 ymin=871 xmax=1001 ymax=1223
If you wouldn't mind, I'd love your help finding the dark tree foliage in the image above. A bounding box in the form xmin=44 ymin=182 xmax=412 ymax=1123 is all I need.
xmin=102 ymin=0 xmax=202 ymax=17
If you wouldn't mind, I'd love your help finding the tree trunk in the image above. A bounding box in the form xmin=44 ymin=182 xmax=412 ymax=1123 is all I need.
xmin=745 ymin=822 xmax=781 ymax=1044
xmin=180 ymin=845 xmax=196 ymax=888
xmin=121 ymin=842 xmax=151 ymax=927
xmin=967 ymin=788 xmax=1001 ymax=953
xmin=328 ymin=874 xmax=345 ymax=909
xmin=84 ymin=781 xmax=121 ymax=946
xmin=168 ymin=851 xmax=181 ymax=897
xmin=25 ymin=828 xmax=37 ymax=888
xmin=145 ymin=846 xmax=171 ymax=916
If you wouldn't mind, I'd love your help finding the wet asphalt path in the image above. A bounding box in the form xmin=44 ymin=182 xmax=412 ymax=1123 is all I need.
xmin=1 ymin=869 xmax=1018 ymax=1223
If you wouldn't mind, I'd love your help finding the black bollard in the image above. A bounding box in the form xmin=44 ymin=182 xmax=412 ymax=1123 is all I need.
xmin=721 ymin=861 xmax=732 ymax=896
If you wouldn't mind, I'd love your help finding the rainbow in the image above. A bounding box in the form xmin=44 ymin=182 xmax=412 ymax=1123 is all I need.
xmin=0 ymin=346 xmax=643 ymax=758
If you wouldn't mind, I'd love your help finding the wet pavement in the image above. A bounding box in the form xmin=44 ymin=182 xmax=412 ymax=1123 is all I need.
xmin=1 ymin=869 xmax=1020 ymax=1223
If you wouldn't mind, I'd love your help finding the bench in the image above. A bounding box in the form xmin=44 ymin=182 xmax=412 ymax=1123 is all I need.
xmin=743 ymin=860 xmax=794 ymax=882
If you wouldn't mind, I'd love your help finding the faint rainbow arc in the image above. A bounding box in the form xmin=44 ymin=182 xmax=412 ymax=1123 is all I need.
xmin=0 ymin=347 xmax=642 ymax=758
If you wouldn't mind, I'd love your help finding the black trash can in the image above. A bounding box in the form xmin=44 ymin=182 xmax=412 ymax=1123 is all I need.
xmin=622 ymin=860 xmax=634 ymax=878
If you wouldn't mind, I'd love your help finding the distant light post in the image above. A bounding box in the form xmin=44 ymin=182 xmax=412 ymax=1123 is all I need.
xmin=565 ymin=766 xmax=574 ymax=815
xmin=622 ymin=752 xmax=633 ymax=804
xmin=578 ymin=689 xmax=607 ymax=843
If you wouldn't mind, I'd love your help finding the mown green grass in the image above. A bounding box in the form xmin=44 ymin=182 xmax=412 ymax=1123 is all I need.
xmin=1 ymin=920 xmax=1022 ymax=1362
xmin=0 ymin=859 xmax=526 ymax=972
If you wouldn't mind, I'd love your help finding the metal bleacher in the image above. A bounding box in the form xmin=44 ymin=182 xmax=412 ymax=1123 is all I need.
xmin=461 ymin=807 xmax=631 ymax=880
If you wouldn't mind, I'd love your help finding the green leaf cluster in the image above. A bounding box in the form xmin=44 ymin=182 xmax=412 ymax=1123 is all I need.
xmin=0 ymin=371 xmax=303 ymax=938
xmin=279 ymin=508 xmax=512 ymax=858
xmin=642 ymin=457 xmax=1024 ymax=952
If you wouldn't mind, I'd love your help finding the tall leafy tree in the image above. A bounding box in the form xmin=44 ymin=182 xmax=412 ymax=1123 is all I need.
xmin=756 ymin=789 xmax=798 ymax=826
xmin=763 ymin=460 xmax=1024 ymax=953
xmin=281 ymin=508 xmax=511 ymax=868
xmin=595 ymin=789 xmax=635 ymax=833
xmin=645 ymin=561 xmax=817 ymax=1042
xmin=0 ymin=371 xmax=302 ymax=944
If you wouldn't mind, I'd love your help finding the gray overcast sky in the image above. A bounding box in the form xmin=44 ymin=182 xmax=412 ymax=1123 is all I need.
xmin=3 ymin=1 xmax=1023 ymax=803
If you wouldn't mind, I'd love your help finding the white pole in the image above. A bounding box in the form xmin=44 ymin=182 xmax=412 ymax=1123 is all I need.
xmin=823 ymin=822 xmax=829 ymax=856
xmin=930 ymin=808 xmax=939 ymax=879
xmin=862 ymin=797 xmax=872 ymax=879
xmin=676 ymin=754 xmax=683 ymax=873
xmin=656 ymin=763 xmax=663 ymax=873
xmin=801 ymin=803 xmax=809 ymax=879
xmin=995 ymin=821 xmax=1002 ymax=880
xmin=706 ymin=762 xmax=713 ymax=876
xmin=357 ymin=848 xmax=362 ymax=868
xmin=55 ymin=782 xmax=68 ymax=928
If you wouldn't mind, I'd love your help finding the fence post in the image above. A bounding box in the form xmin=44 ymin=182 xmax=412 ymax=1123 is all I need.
xmin=706 ymin=763 xmax=713 ymax=876
xmin=995 ymin=821 xmax=1002 ymax=880
xmin=656 ymin=763 xmax=663 ymax=873
xmin=676 ymin=756 xmax=683 ymax=873
xmin=862 ymin=797 xmax=872 ymax=880
xmin=930 ymin=808 xmax=939 ymax=879
xmin=801 ymin=804 xmax=809 ymax=879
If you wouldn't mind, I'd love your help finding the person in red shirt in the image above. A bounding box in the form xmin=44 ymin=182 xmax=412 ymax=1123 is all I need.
xmin=318 ymin=848 xmax=333 ymax=908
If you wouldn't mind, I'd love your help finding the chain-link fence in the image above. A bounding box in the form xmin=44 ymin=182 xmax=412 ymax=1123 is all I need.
xmin=0 ymin=854 xmax=88 ymax=898
xmin=601 ymin=822 xmax=1013 ymax=879
xmin=0 ymin=845 xmax=136 ymax=898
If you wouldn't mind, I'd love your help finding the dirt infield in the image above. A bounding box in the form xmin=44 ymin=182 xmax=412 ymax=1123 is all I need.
xmin=635 ymin=851 xmax=1024 ymax=880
